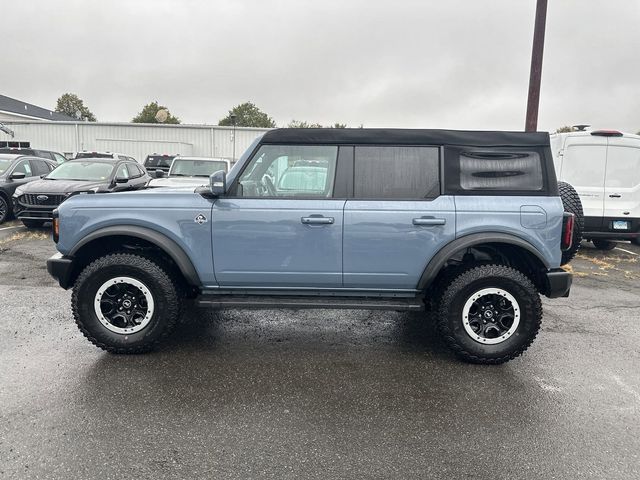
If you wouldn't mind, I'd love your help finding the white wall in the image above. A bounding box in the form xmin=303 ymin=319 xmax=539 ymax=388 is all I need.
xmin=0 ymin=121 xmax=270 ymax=162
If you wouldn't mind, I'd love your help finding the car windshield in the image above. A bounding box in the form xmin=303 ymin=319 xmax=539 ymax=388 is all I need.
xmin=46 ymin=161 xmax=114 ymax=181
xmin=0 ymin=159 xmax=11 ymax=174
xmin=169 ymin=159 xmax=228 ymax=177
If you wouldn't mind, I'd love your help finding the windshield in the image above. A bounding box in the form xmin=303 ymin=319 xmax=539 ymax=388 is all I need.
xmin=75 ymin=152 xmax=114 ymax=159
xmin=46 ymin=161 xmax=114 ymax=181
xmin=145 ymin=155 xmax=175 ymax=168
xmin=0 ymin=159 xmax=11 ymax=174
xmin=169 ymin=159 xmax=228 ymax=177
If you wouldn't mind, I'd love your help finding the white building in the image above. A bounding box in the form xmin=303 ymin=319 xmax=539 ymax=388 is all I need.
xmin=0 ymin=94 xmax=270 ymax=161
xmin=1 ymin=120 xmax=270 ymax=162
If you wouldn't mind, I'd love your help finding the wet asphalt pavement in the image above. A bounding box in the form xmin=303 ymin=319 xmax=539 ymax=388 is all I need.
xmin=0 ymin=225 xmax=639 ymax=479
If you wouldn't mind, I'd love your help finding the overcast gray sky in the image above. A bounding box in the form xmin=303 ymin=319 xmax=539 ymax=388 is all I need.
xmin=4 ymin=0 xmax=640 ymax=132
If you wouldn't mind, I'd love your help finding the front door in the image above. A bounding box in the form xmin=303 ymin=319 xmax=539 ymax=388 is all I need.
xmin=212 ymin=144 xmax=344 ymax=288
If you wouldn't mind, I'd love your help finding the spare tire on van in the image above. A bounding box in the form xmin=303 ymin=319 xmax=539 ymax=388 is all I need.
xmin=558 ymin=181 xmax=584 ymax=264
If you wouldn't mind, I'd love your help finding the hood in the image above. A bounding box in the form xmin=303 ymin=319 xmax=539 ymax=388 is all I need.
xmin=149 ymin=177 xmax=209 ymax=188
xmin=16 ymin=179 xmax=110 ymax=195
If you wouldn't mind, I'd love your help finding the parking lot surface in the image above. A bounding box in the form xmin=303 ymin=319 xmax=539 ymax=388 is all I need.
xmin=1 ymin=228 xmax=639 ymax=479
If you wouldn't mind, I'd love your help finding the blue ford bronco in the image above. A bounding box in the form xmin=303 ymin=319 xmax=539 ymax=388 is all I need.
xmin=47 ymin=129 xmax=580 ymax=364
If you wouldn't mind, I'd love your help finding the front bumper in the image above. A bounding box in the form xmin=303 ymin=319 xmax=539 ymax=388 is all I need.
xmin=544 ymin=268 xmax=572 ymax=298
xmin=47 ymin=253 xmax=74 ymax=289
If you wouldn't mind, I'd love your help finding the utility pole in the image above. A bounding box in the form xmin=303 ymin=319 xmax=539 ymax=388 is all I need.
xmin=525 ymin=0 xmax=548 ymax=132
xmin=230 ymin=113 xmax=237 ymax=161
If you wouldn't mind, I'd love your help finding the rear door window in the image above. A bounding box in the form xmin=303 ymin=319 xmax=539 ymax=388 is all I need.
xmin=354 ymin=146 xmax=440 ymax=199
xmin=30 ymin=159 xmax=51 ymax=176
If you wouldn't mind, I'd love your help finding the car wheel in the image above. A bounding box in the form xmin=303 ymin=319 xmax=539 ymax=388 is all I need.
xmin=558 ymin=181 xmax=584 ymax=264
xmin=0 ymin=195 xmax=11 ymax=224
xmin=21 ymin=219 xmax=45 ymax=228
xmin=631 ymin=238 xmax=640 ymax=247
xmin=435 ymin=264 xmax=542 ymax=364
xmin=72 ymin=253 xmax=182 ymax=353
xmin=592 ymin=239 xmax=617 ymax=251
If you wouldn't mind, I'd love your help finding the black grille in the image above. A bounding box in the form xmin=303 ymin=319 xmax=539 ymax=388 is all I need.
xmin=19 ymin=193 xmax=65 ymax=207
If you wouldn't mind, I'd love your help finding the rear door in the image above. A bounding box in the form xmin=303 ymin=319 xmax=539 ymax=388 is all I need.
xmin=343 ymin=146 xmax=455 ymax=289
xmin=603 ymin=136 xmax=640 ymax=231
xmin=560 ymin=135 xmax=607 ymax=229
xmin=211 ymin=144 xmax=344 ymax=287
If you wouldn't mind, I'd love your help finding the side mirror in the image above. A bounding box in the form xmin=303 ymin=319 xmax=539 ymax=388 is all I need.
xmin=115 ymin=177 xmax=129 ymax=184
xmin=10 ymin=172 xmax=26 ymax=180
xmin=210 ymin=170 xmax=226 ymax=196
xmin=155 ymin=170 xmax=166 ymax=178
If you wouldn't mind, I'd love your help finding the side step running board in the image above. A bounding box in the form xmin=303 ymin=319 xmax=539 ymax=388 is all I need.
xmin=195 ymin=295 xmax=425 ymax=311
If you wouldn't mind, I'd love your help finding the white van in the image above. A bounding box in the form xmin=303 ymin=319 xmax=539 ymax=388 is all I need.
xmin=550 ymin=129 xmax=640 ymax=248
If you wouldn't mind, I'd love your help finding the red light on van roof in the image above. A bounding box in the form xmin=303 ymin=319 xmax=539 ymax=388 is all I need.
xmin=590 ymin=130 xmax=623 ymax=137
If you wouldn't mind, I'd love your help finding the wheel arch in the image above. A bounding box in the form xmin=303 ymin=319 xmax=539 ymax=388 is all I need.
xmin=418 ymin=232 xmax=550 ymax=290
xmin=68 ymin=226 xmax=201 ymax=288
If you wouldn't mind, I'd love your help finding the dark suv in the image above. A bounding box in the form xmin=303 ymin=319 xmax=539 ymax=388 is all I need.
xmin=13 ymin=157 xmax=150 ymax=227
xmin=0 ymin=154 xmax=57 ymax=224
xmin=0 ymin=148 xmax=67 ymax=165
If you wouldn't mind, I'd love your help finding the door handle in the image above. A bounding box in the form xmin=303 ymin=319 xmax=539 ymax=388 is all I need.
xmin=413 ymin=217 xmax=446 ymax=226
xmin=301 ymin=216 xmax=334 ymax=225
xmin=609 ymin=194 xmax=621 ymax=198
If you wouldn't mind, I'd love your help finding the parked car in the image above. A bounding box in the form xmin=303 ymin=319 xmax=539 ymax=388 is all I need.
xmin=74 ymin=151 xmax=136 ymax=162
xmin=0 ymin=154 xmax=57 ymax=223
xmin=551 ymin=129 xmax=640 ymax=249
xmin=13 ymin=158 xmax=150 ymax=228
xmin=47 ymin=128 xmax=578 ymax=364
xmin=143 ymin=154 xmax=177 ymax=178
xmin=149 ymin=157 xmax=230 ymax=188
xmin=0 ymin=147 xmax=68 ymax=165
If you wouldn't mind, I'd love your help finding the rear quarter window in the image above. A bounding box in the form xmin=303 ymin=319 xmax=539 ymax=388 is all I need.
xmin=445 ymin=147 xmax=547 ymax=194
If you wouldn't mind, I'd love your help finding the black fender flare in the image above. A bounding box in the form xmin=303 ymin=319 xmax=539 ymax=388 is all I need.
xmin=417 ymin=232 xmax=550 ymax=290
xmin=69 ymin=225 xmax=201 ymax=286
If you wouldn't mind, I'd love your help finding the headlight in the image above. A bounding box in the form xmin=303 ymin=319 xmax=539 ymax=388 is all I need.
xmin=13 ymin=187 xmax=24 ymax=198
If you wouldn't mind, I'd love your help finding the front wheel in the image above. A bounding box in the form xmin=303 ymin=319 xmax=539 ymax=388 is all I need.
xmin=0 ymin=196 xmax=11 ymax=224
xmin=435 ymin=265 xmax=542 ymax=364
xmin=72 ymin=253 xmax=182 ymax=353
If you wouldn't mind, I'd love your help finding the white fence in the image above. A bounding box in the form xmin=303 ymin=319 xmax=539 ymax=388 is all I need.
xmin=0 ymin=121 xmax=271 ymax=163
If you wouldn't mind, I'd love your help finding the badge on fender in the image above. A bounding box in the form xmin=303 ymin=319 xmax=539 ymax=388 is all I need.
xmin=194 ymin=214 xmax=208 ymax=225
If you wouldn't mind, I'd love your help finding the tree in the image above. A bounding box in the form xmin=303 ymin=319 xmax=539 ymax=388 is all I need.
xmin=132 ymin=101 xmax=180 ymax=124
xmin=555 ymin=126 xmax=574 ymax=133
xmin=287 ymin=120 xmax=347 ymax=128
xmin=55 ymin=93 xmax=96 ymax=121
xmin=218 ymin=102 xmax=276 ymax=128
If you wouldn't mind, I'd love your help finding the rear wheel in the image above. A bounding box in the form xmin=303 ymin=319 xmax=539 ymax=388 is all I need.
xmin=558 ymin=181 xmax=584 ymax=264
xmin=0 ymin=196 xmax=10 ymax=224
xmin=72 ymin=253 xmax=181 ymax=353
xmin=592 ymin=239 xmax=616 ymax=251
xmin=630 ymin=237 xmax=640 ymax=247
xmin=435 ymin=264 xmax=542 ymax=364
xmin=21 ymin=219 xmax=45 ymax=228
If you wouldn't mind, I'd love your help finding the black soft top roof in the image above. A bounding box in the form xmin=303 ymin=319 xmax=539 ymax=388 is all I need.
xmin=261 ymin=128 xmax=550 ymax=147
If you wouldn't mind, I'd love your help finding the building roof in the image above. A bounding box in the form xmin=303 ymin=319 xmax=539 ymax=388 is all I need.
xmin=0 ymin=94 xmax=76 ymax=121
xmin=261 ymin=128 xmax=551 ymax=147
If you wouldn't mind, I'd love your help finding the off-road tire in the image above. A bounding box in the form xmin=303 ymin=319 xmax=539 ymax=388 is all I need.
xmin=558 ymin=181 xmax=583 ymax=264
xmin=72 ymin=253 xmax=181 ymax=353
xmin=0 ymin=195 xmax=10 ymax=224
xmin=592 ymin=239 xmax=616 ymax=251
xmin=435 ymin=264 xmax=542 ymax=365
xmin=21 ymin=219 xmax=45 ymax=228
